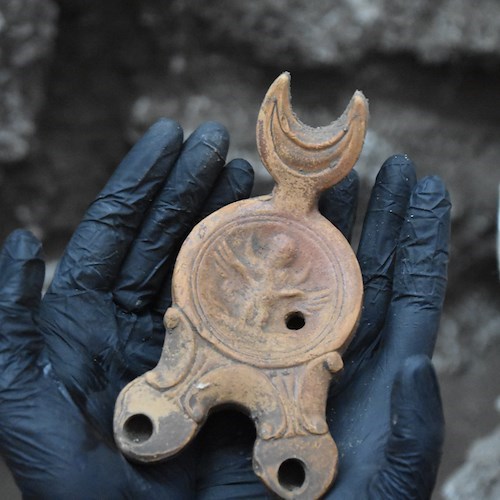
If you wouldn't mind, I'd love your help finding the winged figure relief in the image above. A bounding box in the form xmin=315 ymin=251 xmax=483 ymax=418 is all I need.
xmin=213 ymin=232 xmax=330 ymax=332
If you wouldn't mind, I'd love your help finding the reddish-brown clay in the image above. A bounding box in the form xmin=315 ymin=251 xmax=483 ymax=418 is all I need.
xmin=114 ymin=72 xmax=369 ymax=499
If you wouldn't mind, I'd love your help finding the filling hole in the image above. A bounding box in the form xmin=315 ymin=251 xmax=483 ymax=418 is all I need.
xmin=278 ymin=458 xmax=306 ymax=491
xmin=285 ymin=311 xmax=305 ymax=330
xmin=124 ymin=414 xmax=153 ymax=443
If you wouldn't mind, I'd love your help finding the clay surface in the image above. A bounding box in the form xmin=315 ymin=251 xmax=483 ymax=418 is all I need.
xmin=114 ymin=73 xmax=368 ymax=499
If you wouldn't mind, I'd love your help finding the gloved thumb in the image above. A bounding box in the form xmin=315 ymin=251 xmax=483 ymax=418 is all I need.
xmin=369 ymin=355 xmax=444 ymax=499
xmin=0 ymin=229 xmax=45 ymax=390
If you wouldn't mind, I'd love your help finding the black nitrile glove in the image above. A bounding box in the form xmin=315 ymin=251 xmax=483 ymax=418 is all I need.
xmin=0 ymin=119 xmax=254 ymax=499
xmin=196 ymin=156 xmax=450 ymax=500
xmin=0 ymin=114 xmax=450 ymax=499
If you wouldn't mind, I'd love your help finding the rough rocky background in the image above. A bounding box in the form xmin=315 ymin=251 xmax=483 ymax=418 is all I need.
xmin=0 ymin=0 xmax=499 ymax=497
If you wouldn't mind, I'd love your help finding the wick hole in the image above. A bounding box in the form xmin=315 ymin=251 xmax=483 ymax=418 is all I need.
xmin=124 ymin=414 xmax=153 ymax=443
xmin=285 ymin=311 xmax=305 ymax=330
xmin=278 ymin=458 xmax=306 ymax=491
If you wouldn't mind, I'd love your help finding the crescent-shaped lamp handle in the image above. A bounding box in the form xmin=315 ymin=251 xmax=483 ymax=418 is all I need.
xmin=256 ymin=72 xmax=369 ymax=213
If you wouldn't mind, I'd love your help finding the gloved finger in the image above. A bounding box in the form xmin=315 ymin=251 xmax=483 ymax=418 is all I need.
xmin=319 ymin=170 xmax=359 ymax=241
xmin=50 ymin=119 xmax=183 ymax=293
xmin=345 ymin=155 xmax=416 ymax=359
xmin=0 ymin=230 xmax=45 ymax=388
xmin=198 ymin=158 xmax=254 ymax=220
xmin=369 ymin=355 xmax=444 ymax=499
xmin=113 ymin=122 xmax=229 ymax=312
xmin=153 ymin=158 xmax=254 ymax=315
xmin=382 ymin=176 xmax=451 ymax=360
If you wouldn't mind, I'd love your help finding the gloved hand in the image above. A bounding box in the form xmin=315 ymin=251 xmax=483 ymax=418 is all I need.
xmin=0 ymin=119 xmax=254 ymax=499
xmin=0 ymin=116 xmax=451 ymax=499
xmin=195 ymin=156 xmax=451 ymax=500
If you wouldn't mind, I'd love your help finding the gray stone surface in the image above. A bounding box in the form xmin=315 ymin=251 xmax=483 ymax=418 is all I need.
xmin=442 ymin=424 xmax=500 ymax=499
xmin=0 ymin=0 xmax=58 ymax=163
xmin=174 ymin=0 xmax=500 ymax=67
xmin=0 ymin=458 xmax=20 ymax=500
